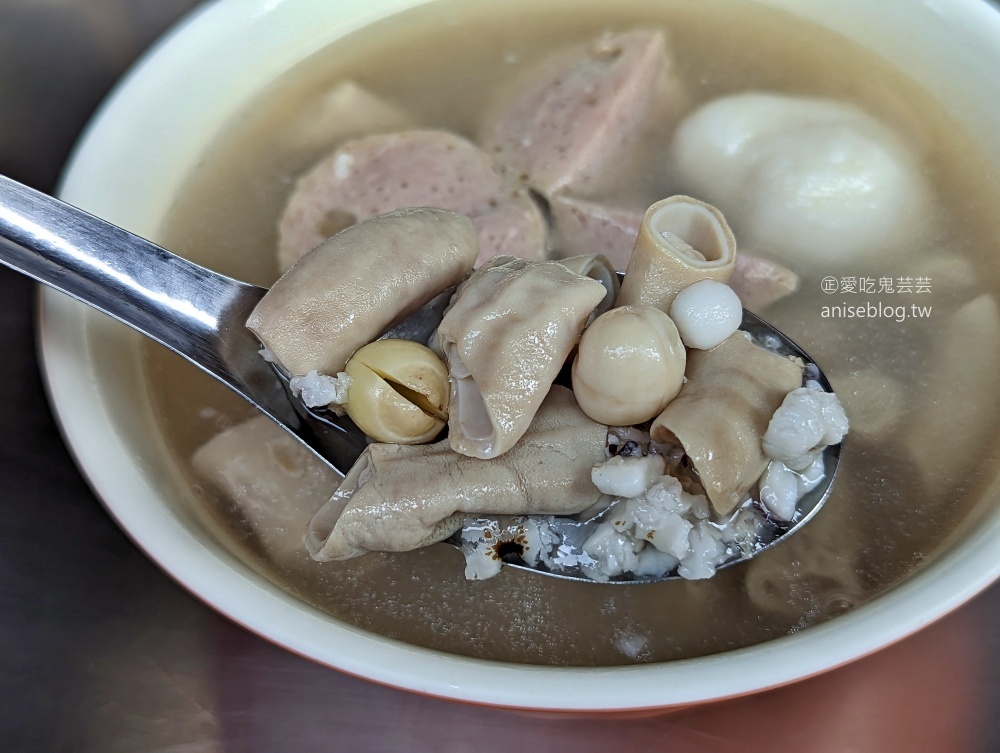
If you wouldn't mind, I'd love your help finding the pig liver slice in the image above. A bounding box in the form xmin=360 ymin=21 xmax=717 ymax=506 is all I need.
xmin=728 ymin=252 xmax=800 ymax=314
xmin=550 ymin=195 xmax=643 ymax=271
xmin=278 ymin=130 xmax=547 ymax=270
xmin=480 ymin=29 xmax=684 ymax=202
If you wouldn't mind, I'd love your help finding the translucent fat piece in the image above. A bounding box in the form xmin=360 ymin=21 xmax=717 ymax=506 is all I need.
xmin=305 ymin=387 xmax=608 ymax=560
xmin=549 ymin=195 xmax=643 ymax=271
xmin=247 ymin=207 xmax=478 ymax=377
xmin=615 ymin=196 xmax=737 ymax=312
xmin=277 ymin=80 xmax=415 ymax=156
xmin=650 ymin=333 xmax=804 ymax=516
xmin=904 ymin=295 xmax=1000 ymax=498
xmin=479 ymin=29 xmax=685 ymax=201
xmin=277 ymin=129 xmax=546 ymax=270
xmin=437 ymin=257 xmax=607 ymax=459
xmin=192 ymin=415 xmax=339 ymax=567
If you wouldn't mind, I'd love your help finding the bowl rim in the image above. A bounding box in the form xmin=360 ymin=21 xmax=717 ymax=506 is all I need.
xmin=39 ymin=0 xmax=1000 ymax=711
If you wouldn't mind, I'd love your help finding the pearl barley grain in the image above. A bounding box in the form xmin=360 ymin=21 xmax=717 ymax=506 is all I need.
xmin=670 ymin=279 xmax=743 ymax=349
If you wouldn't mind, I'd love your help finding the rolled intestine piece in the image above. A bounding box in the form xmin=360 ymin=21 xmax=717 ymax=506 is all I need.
xmin=615 ymin=196 xmax=737 ymax=312
xmin=247 ymin=207 xmax=478 ymax=377
xmin=305 ymin=387 xmax=608 ymax=561
xmin=437 ymin=257 xmax=607 ymax=459
xmin=651 ymin=333 xmax=804 ymax=516
xmin=555 ymin=254 xmax=620 ymax=320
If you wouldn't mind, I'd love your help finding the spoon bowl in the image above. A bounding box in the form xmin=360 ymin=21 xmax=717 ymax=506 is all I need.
xmin=478 ymin=307 xmax=842 ymax=584
xmin=0 ymin=173 xmax=841 ymax=584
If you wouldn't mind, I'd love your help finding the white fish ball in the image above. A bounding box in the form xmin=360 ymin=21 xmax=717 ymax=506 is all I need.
xmin=670 ymin=93 xmax=931 ymax=269
xmin=669 ymin=279 xmax=742 ymax=350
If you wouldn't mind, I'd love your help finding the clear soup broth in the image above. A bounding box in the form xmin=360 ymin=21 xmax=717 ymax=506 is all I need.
xmin=145 ymin=0 xmax=1000 ymax=665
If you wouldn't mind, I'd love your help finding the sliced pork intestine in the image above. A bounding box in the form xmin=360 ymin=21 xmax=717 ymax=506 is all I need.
xmin=650 ymin=332 xmax=804 ymax=516
xmin=615 ymin=196 xmax=737 ymax=312
xmin=548 ymin=195 xmax=793 ymax=314
xmin=247 ymin=207 xmax=478 ymax=377
xmin=670 ymin=92 xmax=932 ymax=269
xmin=437 ymin=257 xmax=606 ymax=459
xmin=305 ymin=386 xmax=608 ymax=561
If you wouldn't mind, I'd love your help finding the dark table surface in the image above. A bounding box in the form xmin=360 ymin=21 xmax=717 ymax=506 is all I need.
xmin=2 ymin=1 xmax=1000 ymax=751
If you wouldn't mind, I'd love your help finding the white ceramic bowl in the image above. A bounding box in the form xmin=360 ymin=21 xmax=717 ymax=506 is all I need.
xmin=42 ymin=0 xmax=1000 ymax=711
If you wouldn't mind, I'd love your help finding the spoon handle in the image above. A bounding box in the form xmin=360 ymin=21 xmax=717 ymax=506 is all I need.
xmin=0 ymin=174 xmax=361 ymax=473
xmin=0 ymin=174 xmax=266 ymax=384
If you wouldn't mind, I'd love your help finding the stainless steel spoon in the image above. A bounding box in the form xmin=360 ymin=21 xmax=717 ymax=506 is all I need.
xmin=0 ymin=174 xmax=841 ymax=584
xmin=0 ymin=174 xmax=364 ymax=475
